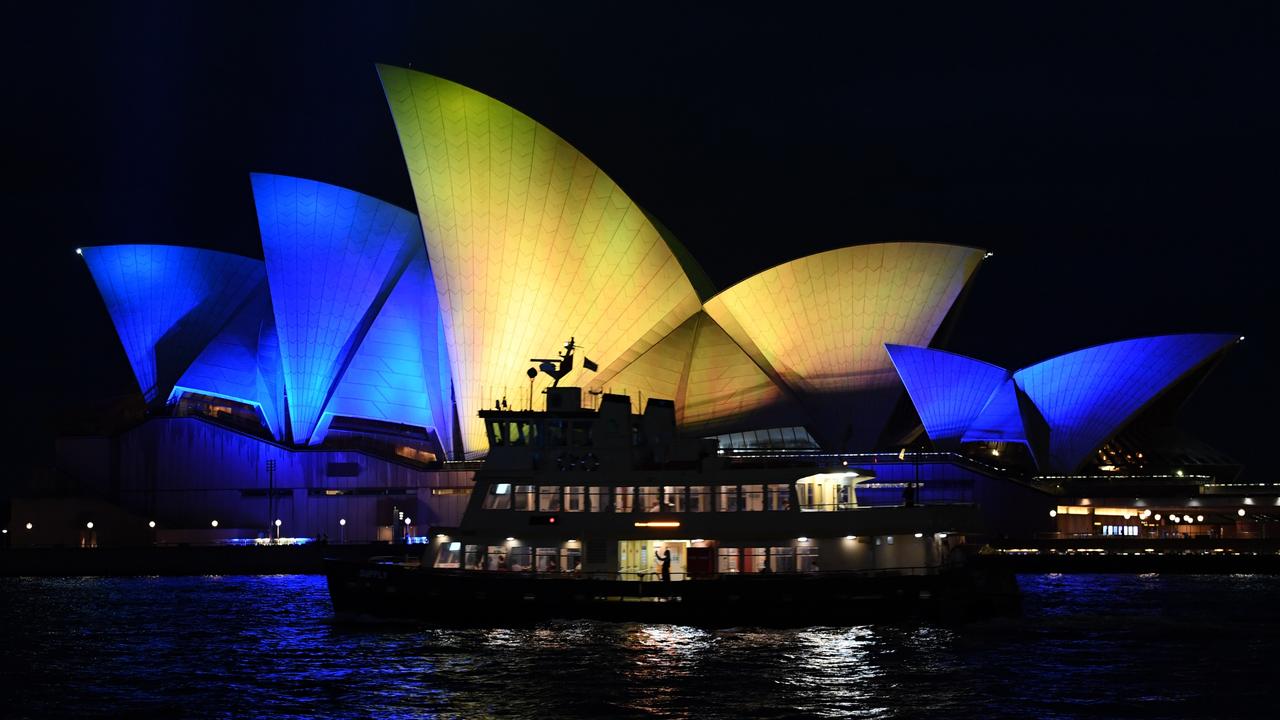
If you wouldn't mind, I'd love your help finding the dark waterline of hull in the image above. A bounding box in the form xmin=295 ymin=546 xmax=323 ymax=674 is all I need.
xmin=2 ymin=574 xmax=1275 ymax=719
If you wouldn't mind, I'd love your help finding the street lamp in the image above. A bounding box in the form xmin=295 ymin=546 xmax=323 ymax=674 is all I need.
xmin=148 ymin=521 xmax=156 ymax=529
xmin=211 ymin=520 xmax=219 ymax=528
xmin=86 ymin=522 xmax=94 ymax=530
xmin=25 ymin=522 xmax=33 ymax=530
xmin=339 ymin=518 xmax=346 ymax=544
xmin=274 ymin=518 xmax=282 ymax=541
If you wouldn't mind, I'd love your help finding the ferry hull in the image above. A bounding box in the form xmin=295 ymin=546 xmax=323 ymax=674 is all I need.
xmin=324 ymin=559 xmax=1019 ymax=626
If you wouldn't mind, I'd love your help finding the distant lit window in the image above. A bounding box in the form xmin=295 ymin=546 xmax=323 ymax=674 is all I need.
xmin=587 ymin=486 xmax=609 ymax=512
xmin=535 ymin=547 xmax=561 ymax=572
xmin=717 ymin=547 xmax=741 ymax=573
xmin=687 ymin=486 xmax=711 ymax=512
xmin=663 ymin=486 xmax=687 ymax=512
xmin=797 ymin=545 xmax=819 ymax=572
xmin=639 ymin=486 xmax=662 ymax=512
xmin=767 ymin=484 xmax=792 ymax=511
xmin=508 ymin=546 xmax=533 ymax=571
xmin=513 ymin=485 xmax=536 ymax=511
xmin=563 ymin=486 xmax=584 ymax=512
xmin=769 ymin=547 xmax=795 ymax=573
xmin=464 ymin=544 xmax=483 ymax=569
xmin=742 ymin=547 xmax=768 ymax=573
xmin=614 ymin=487 xmax=635 ymax=513
xmin=434 ymin=542 xmax=461 ymax=568
xmin=482 ymin=483 xmax=512 ymax=510
xmin=718 ymin=486 xmax=740 ymax=512
xmin=742 ymin=485 xmax=764 ymax=512
xmin=538 ymin=486 xmax=562 ymax=512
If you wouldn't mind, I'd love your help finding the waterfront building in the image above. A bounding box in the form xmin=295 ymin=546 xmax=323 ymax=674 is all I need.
xmin=10 ymin=68 xmax=1264 ymax=548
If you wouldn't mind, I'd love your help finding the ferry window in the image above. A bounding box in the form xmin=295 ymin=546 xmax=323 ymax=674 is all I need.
xmin=435 ymin=541 xmax=461 ymax=568
xmin=482 ymin=483 xmax=512 ymax=510
xmin=539 ymin=486 xmax=563 ymax=512
xmin=509 ymin=545 xmax=532 ymax=571
xmin=767 ymin=484 xmax=792 ymax=511
xmin=570 ymin=422 xmax=593 ymax=447
xmin=769 ymin=547 xmax=796 ymax=573
xmin=717 ymin=485 xmax=740 ymax=512
xmin=797 ymin=545 xmax=818 ymax=572
xmin=743 ymin=547 xmax=768 ymax=573
xmin=502 ymin=422 xmax=534 ymax=446
xmin=513 ymin=484 xmax=536 ymax=511
xmin=688 ymin=486 xmax=711 ymax=512
xmin=486 ymin=545 xmax=507 ymax=571
xmin=614 ymin=486 xmax=635 ymax=513
xmin=717 ymin=547 xmax=740 ymax=573
xmin=488 ymin=421 xmax=505 ymax=447
xmin=564 ymin=486 xmax=584 ymax=512
xmin=587 ymin=486 xmax=609 ymax=512
xmin=742 ymin=484 xmax=765 ymax=511
xmin=545 ymin=420 xmax=567 ymax=447
xmin=562 ymin=547 xmax=582 ymax=573
xmin=639 ymin=486 xmax=662 ymax=512
xmin=464 ymin=544 xmax=484 ymax=570
xmin=663 ymin=486 xmax=687 ymax=512
xmin=535 ymin=547 xmax=561 ymax=572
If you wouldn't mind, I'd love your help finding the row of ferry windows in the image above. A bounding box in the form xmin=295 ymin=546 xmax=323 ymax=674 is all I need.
xmin=433 ymin=544 xmax=819 ymax=574
xmin=481 ymin=483 xmax=794 ymax=512
xmin=488 ymin=420 xmax=635 ymax=448
xmin=436 ymin=543 xmax=582 ymax=572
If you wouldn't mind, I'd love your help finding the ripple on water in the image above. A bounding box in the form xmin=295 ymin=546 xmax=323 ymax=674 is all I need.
xmin=1 ymin=574 xmax=1276 ymax=719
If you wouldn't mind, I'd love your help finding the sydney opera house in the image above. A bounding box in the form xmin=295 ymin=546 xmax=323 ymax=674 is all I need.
xmin=13 ymin=67 xmax=1259 ymax=546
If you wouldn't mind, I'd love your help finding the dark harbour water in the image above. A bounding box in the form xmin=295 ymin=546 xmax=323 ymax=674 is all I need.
xmin=1 ymin=574 xmax=1276 ymax=719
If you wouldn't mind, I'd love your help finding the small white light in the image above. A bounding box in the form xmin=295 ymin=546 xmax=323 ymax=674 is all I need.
xmin=436 ymin=533 xmax=447 ymax=539
xmin=506 ymin=536 xmax=516 ymax=543
xmin=936 ymin=533 xmax=948 ymax=539
xmin=991 ymin=448 xmax=1000 ymax=457
xmin=339 ymin=518 xmax=347 ymax=526
xmin=984 ymin=252 xmax=994 ymax=259
xmin=691 ymin=538 xmax=704 ymax=544
xmin=1196 ymin=515 xmax=1204 ymax=522
xmin=404 ymin=517 xmax=412 ymax=525
xmin=1169 ymin=514 xmax=1180 ymax=523
xmin=797 ymin=536 xmax=808 ymax=542
xmin=86 ymin=522 xmax=94 ymax=530
xmin=26 ymin=522 xmax=33 ymax=530
xmin=274 ymin=519 xmax=282 ymax=527
xmin=1154 ymin=513 xmax=1162 ymax=521
xmin=75 ymin=248 xmax=83 ymax=256
xmin=844 ymin=535 xmax=855 ymax=540
xmin=914 ymin=532 xmax=924 ymax=538
xmin=1238 ymin=509 xmax=1246 ymax=517
xmin=1049 ymin=510 xmax=1058 ymax=518
xmin=211 ymin=520 xmax=219 ymax=528
xmin=1238 ymin=335 xmax=1245 ymax=342
xmin=148 ymin=520 xmax=156 ymax=528
xmin=2 ymin=529 xmax=7 ymax=534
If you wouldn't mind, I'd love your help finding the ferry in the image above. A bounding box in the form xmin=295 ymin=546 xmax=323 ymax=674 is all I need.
xmin=324 ymin=341 xmax=1018 ymax=626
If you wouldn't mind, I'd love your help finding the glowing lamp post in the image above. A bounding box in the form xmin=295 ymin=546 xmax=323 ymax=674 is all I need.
xmin=274 ymin=518 xmax=282 ymax=541
xmin=339 ymin=518 xmax=346 ymax=544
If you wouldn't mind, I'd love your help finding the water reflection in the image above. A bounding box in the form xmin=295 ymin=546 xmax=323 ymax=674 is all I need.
xmin=2 ymin=574 xmax=1277 ymax=719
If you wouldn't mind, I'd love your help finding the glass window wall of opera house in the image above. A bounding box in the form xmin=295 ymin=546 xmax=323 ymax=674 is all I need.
xmin=7 ymin=67 xmax=1264 ymax=551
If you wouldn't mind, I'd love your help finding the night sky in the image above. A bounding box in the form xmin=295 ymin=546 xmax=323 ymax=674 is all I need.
xmin=3 ymin=2 xmax=1272 ymax=477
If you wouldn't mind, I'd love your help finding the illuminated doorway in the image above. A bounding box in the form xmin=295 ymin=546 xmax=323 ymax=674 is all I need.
xmin=618 ymin=539 xmax=688 ymax=581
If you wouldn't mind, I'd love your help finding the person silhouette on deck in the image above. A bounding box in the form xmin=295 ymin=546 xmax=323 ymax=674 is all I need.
xmin=655 ymin=547 xmax=672 ymax=582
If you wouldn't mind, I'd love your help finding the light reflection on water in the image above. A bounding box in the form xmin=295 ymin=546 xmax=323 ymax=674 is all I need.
xmin=1 ymin=574 xmax=1276 ymax=718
